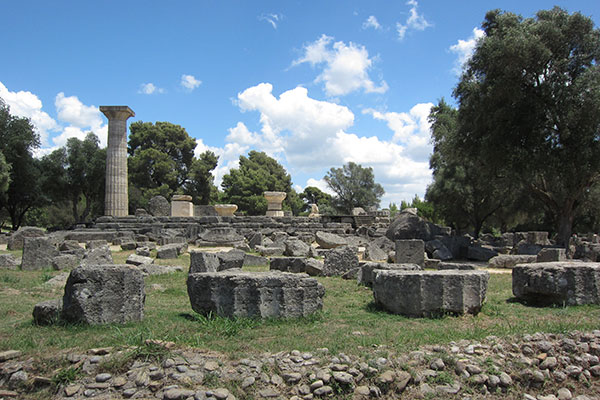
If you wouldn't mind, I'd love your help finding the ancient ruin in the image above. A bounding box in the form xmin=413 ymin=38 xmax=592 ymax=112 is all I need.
xmin=100 ymin=106 xmax=135 ymax=217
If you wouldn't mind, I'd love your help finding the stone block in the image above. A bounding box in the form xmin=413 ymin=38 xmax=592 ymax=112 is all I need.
xmin=194 ymin=205 xmax=218 ymax=216
xmin=243 ymin=254 xmax=269 ymax=267
xmin=488 ymin=254 xmax=537 ymax=269
xmin=270 ymin=257 xmax=312 ymax=273
xmin=62 ymin=264 xmax=145 ymax=324
xmin=536 ymin=248 xmax=566 ymax=263
xmin=436 ymin=262 xmax=478 ymax=270
xmin=171 ymin=198 xmax=194 ymax=217
xmin=81 ymin=246 xmax=113 ymax=266
xmin=323 ymin=246 xmax=359 ymax=277
xmin=156 ymin=244 xmax=179 ymax=259
xmin=187 ymin=270 xmax=324 ymax=318
xmin=0 ymin=254 xmax=19 ymax=270
xmin=126 ymin=254 xmax=154 ymax=267
xmin=147 ymin=195 xmax=170 ymax=217
xmin=357 ymin=262 xmax=421 ymax=287
xmin=7 ymin=226 xmax=45 ymax=250
xmin=284 ymin=239 xmax=311 ymax=257
xmin=21 ymin=237 xmax=60 ymax=270
xmin=256 ymin=245 xmax=285 ymax=257
xmin=425 ymin=239 xmax=453 ymax=261
xmin=189 ymin=250 xmax=244 ymax=273
xmin=33 ymin=299 xmax=62 ymax=325
xmin=52 ymin=254 xmax=81 ymax=270
xmin=363 ymin=242 xmax=388 ymax=262
xmin=315 ymin=231 xmax=347 ymax=249
xmin=373 ymin=270 xmax=489 ymax=317
xmin=512 ymin=262 xmax=600 ymax=306
xmin=467 ymin=245 xmax=498 ymax=261
xmin=395 ymin=240 xmax=425 ymax=266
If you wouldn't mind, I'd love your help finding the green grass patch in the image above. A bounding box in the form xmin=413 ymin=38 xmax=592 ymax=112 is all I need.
xmin=1 ymin=248 xmax=600 ymax=362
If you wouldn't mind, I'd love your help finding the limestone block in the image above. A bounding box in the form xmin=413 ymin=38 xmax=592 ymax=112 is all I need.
xmin=21 ymin=237 xmax=59 ymax=270
xmin=373 ymin=270 xmax=489 ymax=317
xmin=0 ymin=254 xmax=19 ymax=270
xmin=488 ymin=254 xmax=537 ymax=269
xmin=7 ymin=226 xmax=45 ymax=250
xmin=395 ymin=239 xmax=425 ymax=266
xmin=269 ymin=257 xmax=322 ymax=274
xmin=147 ymin=195 xmax=170 ymax=216
xmin=214 ymin=204 xmax=237 ymax=216
xmin=126 ymin=254 xmax=154 ymax=267
xmin=467 ymin=245 xmax=498 ymax=261
xmin=315 ymin=231 xmax=347 ymax=249
xmin=284 ymin=239 xmax=311 ymax=257
xmin=357 ymin=262 xmax=421 ymax=287
xmin=81 ymin=246 xmax=113 ymax=266
xmin=33 ymin=299 xmax=62 ymax=325
xmin=189 ymin=250 xmax=244 ymax=273
xmin=52 ymin=254 xmax=81 ymax=270
xmin=62 ymin=264 xmax=145 ymax=324
xmin=536 ymin=248 xmax=566 ymax=263
xmin=512 ymin=262 xmax=600 ymax=306
xmin=187 ymin=270 xmax=324 ymax=318
xmin=156 ymin=244 xmax=179 ymax=259
xmin=323 ymin=246 xmax=359 ymax=277
xmin=171 ymin=198 xmax=194 ymax=217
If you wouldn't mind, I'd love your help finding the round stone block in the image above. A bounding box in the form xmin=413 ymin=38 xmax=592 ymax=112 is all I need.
xmin=214 ymin=204 xmax=238 ymax=216
xmin=512 ymin=262 xmax=600 ymax=306
xmin=187 ymin=270 xmax=324 ymax=318
xmin=373 ymin=270 xmax=489 ymax=317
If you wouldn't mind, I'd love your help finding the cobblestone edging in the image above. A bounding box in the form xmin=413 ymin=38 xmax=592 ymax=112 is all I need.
xmin=1 ymin=331 xmax=600 ymax=399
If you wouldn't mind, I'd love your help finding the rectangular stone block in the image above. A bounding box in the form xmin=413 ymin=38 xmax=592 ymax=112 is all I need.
xmin=171 ymin=201 xmax=194 ymax=217
xmin=536 ymin=248 xmax=566 ymax=263
xmin=395 ymin=239 xmax=424 ymax=266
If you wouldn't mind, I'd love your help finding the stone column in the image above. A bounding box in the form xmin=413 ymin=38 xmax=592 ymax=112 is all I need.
xmin=264 ymin=191 xmax=286 ymax=217
xmin=100 ymin=106 xmax=135 ymax=217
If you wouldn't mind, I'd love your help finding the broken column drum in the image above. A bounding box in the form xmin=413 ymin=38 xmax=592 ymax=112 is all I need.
xmin=264 ymin=191 xmax=286 ymax=217
xmin=100 ymin=106 xmax=135 ymax=217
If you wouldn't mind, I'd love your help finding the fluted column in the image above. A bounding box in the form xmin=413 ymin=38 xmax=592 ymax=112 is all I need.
xmin=100 ymin=106 xmax=135 ymax=217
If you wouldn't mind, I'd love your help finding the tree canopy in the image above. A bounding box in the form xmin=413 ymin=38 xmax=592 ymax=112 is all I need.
xmin=451 ymin=7 xmax=600 ymax=245
xmin=184 ymin=150 xmax=219 ymax=205
xmin=221 ymin=151 xmax=294 ymax=215
xmin=127 ymin=121 xmax=197 ymax=205
xmin=324 ymin=162 xmax=384 ymax=214
xmin=0 ymin=99 xmax=42 ymax=230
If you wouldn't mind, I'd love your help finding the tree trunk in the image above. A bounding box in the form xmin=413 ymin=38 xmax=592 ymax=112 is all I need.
xmin=556 ymin=203 xmax=575 ymax=249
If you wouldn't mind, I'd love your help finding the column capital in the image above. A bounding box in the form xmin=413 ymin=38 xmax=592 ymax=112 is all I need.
xmin=100 ymin=106 xmax=135 ymax=120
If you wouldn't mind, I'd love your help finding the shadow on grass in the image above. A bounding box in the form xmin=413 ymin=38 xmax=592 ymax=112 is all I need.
xmin=506 ymin=296 xmax=570 ymax=308
xmin=364 ymin=300 xmax=469 ymax=320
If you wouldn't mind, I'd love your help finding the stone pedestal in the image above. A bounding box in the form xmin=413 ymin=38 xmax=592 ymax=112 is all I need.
xmin=214 ymin=204 xmax=237 ymax=216
xmin=171 ymin=195 xmax=194 ymax=217
xmin=395 ymin=239 xmax=425 ymax=266
xmin=100 ymin=106 xmax=135 ymax=217
xmin=264 ymin=191 xmax=286 ymax=217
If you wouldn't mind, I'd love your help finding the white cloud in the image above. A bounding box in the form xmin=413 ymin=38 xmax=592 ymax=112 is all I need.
xmin=362 ymin=16 xmax=382 ymax=30
xmin=138 ymin=82 xmax=165 ymax=95
xmin=259 ymin=13 xmax=283 ymax=29
xmin=180 ymin=74 xmax=202 ymax=91
xmin=194 ymin=138 xmax=249 ymax=188
xmin=303 ymin=178 xmax=336 ymax=196
xmin=0 ymin=81 xmax=110 ymax=151
xmin=293 ymin=35 xmax=388 ymax=96
xmin=0 ymin=81 xmax=59 ymax=146
xmin=396 ymin=0 xmax=431 ymax=40
xmin=450 ymin=27 xmax=485 ymax=75
xmin=364 ymin=102 xmax=434 ymax=161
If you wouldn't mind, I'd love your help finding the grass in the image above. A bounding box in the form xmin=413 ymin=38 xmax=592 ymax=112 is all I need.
xmin=1 ymin=247 xmax=600 ymax=365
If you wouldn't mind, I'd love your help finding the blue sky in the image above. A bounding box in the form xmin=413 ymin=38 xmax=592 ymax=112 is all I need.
xmin=1 ymin=1 xmax=599 ymax=207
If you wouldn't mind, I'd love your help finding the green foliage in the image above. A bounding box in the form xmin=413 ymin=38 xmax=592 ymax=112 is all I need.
xmin=0 ymin=151 xmax=10 ymax=199
xmin=52 ymin=366 xmax=82 ymax=386
xmin=39 ymin=133 xmax=105 ymax=225
xmin=301 ymin=186 xmax=332 ymax=214
xmin=453 ymin=7 xmax=600 ymax=245
xmin=185 ymin=150 xmax=219 ymax=205
xmin=388 ymin=203 xmax=399 ymax=219
xmin=221 ymin=151 xmax=293 ymax=215
xmin=0 ymin=98 xmax=42 ymax=230
xmin=284 ymin=188 xmax=305 ymax=216
xmin=324 ymin=162 xmax=384 ymax=214
xmin=128 ymin=121 xmax=197 ymax=208
xmin=400 ymin=195 xmax=441 ymax=224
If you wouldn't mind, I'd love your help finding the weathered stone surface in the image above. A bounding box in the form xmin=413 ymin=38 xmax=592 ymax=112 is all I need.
xmin=33 ymin=299 xmax=62 ymax=325
xmin=187 ymin=271 xmax=324 ymax=318
xmin=62 ymin=264 xmax=145 ymax=324
xmin=395 ymin=239 xmax=425 ymax=266
xmin=52 ymin=254 xmax=81 ymax=270
xmin=196 ymin=228 xmax=245 ymax=247
xmin=256 ymin=245 xmax=285 ymax=257
xmin=488 ymin=254 xmax=537 ymax=269
xmin=323 ymin=246 xmax=359 ymax=277
xmin=21 ymin=237 xmax=59 ymax=270
xmin=0 ymin=254 xmax=19 ymax=270
xmin=126 ymin=254 xmax=154 ymax=267
xmin=248 ymin=232 xmax=263 ymax=249
xmin=513 ymin=262 xmax=600 ymax=306
xmin=436 ymin=262 xmax=478 ymax=270
xmin=80 ymin=246 xmax=113 ymax=266
xmin=315 ymin=231 xmax=347 ymax=249
xmin=284 ymin=239 xmax=311 ymax=257
xmin=357 ymin=262 xmax=421 ymax=287
xmin=386 ymin=212 xmax=450 ymax=242
xmin=537 ymin=248 xmax=566 ymax=263
xmin=373 ymin=270 xmax=489 ymax=317
xmin=243 ymin=253 xmax=269 ymax=267
xmin=156 ymin=244 xmax=179 ymax=259
xmin=304 ymin=259 xmax=324 ymax=276
xmin=363 ymin=242 xmax=388 ymax=261
xmin=7 ymin=226 xmax=45 ymax=250
xmin=194 ymin=205 xmax=218 ymax=216
xmin=467 ymin=245 xmax=498 ymax=261
xmin=147 ymin=195 xmax=170 ymax=217
xmin=86 ymin=240 xmax=109 ymax=250
xmin=270 ymin=257 xmax=321 ymax=274
xmin=189 ymin=250 xmax=244 ymax=273
xmin=425 ymin=239 xmax=453 ymax=261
